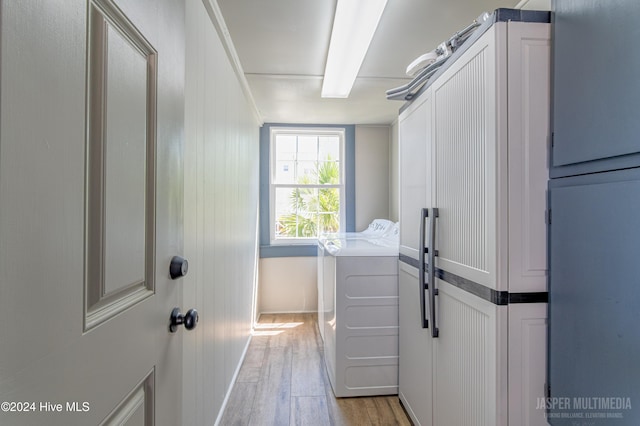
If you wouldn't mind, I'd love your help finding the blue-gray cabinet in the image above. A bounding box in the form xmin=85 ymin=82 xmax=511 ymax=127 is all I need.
xmin=552 ymin=0 xmax=640 ymax=177
xmin=548 ymin=169 xmax=640 ymax=424
xmin=549 ymin=0 xmax=640 ymax=423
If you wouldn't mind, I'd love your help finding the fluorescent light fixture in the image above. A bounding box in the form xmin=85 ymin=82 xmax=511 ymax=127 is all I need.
xmin=321 ymin=0 xmax=388 ymax=98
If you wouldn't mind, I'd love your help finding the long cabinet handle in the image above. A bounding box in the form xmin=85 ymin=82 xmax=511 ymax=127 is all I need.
xmin=418 ymin=208 xmax=429 ymax=329
xmin=428 ymin=207 xmax=439 ymax=338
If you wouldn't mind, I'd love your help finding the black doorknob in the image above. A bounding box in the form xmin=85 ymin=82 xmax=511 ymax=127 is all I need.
xmin=170 ymin=256 xmax=188 ymax=279
xmin=169 ymin=307 xmax=199 ymax=333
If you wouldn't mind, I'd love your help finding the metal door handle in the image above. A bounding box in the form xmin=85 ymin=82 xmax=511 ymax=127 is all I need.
xmin=170 ymin=256 xmax=189 ymax=279
xmin=418 ymin=208 xmax=429 ymax=329
xmin=428 ymin=208 xmax=439 ymax=338
xmin=169 ymin=307 xmax=198 ymax=332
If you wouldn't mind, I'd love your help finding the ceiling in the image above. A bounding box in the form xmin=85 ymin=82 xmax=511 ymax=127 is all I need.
xmin=216 ymin=0 xmax=520 ymax=125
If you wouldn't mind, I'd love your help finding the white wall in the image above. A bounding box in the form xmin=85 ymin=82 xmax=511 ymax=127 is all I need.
xmin=258 ymin=125 xmax=392 ymax=314
xmin=183 ymin=1 xmax=260 ymax=424
xmin=355 ymin=125 xmax=392 ymax=230
xmin=258 ymin=257 xmax=318 ymax=313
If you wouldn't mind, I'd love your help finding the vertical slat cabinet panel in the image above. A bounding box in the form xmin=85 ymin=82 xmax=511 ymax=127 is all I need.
xmin=432 ymin=281 xmax=506 ymax=426
xmin=399 ymin=92 xmax=432 ymax=260
xmin=398 ymin=261 xmax=433 ymax=426
xmin=432 ymin=24 xmax=499 ymax=290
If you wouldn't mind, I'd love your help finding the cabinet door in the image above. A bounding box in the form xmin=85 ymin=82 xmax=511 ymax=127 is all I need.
xmin=553 ymin=0 xmax=640 ymax=169
xmin=506 ymin=21 xmax=551 ymax=294
xmin=548 ymin=168 xmax=640 ymax=423
xmin=432 ymin=24 xmax=500 ymax=289
xmin=398 ymin=261 xmax=433 ymax=426
xmin=317 ymin=245 xmax=325 ymax=341
xmin=432 ymin=280 xmax=507 ymax=426
xmin=399 ymin=91 xmax=432 ymax=260
xmin=508 ymin=303 xmax=548 ymax=426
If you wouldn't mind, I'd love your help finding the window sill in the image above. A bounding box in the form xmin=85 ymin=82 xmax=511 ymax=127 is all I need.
xmin=260 ymin=244 xmax=318 ymax=258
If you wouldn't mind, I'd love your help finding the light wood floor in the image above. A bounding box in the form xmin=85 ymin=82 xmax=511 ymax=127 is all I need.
xmin=219 ymin=313 xmax=412 ymax=426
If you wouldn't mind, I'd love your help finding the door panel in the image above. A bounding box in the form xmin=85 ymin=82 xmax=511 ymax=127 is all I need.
xmin=433 ymin=280 xmax=506 ymax=426
xmin=548 ymin=169 xmax=640 ymax=423
xmin=398 ymin=92 xmax=431 ymax=260
xmin=398 ymin=261 xmax=432 ymax=426
xmin=553 ymin=0 xmax=640 ymax=167
xmin=0 ymin=1 xmax=184 ymax=425
xmin=508 ymin=303 xmax=547 ymax=426
xmin=86 ymin=0 xmax=157 ymax=329
xmin=506 ymin=22 xmax=550 ymax=294
xmin=102 ymin=22 xmax=150 ymax=297
xmin=100 ymin=372 xmax=154 ymax=426
xmin=432 ymin=25 xmax=498 ymax=290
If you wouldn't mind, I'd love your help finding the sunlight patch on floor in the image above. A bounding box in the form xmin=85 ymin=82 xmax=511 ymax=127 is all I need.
xmin=252 ymin=321 xmax=304 ymax=336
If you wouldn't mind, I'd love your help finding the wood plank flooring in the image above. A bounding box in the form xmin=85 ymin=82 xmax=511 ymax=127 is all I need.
xmin=220 ymin=313 xmax=412 ymax=426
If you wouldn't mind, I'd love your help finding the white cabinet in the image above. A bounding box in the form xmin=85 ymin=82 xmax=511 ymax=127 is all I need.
xmin=398 ymin=17 xmax=550 ymax=426
xmin=399 ymin=91 xmax=432 ymax=261
xmin=433 ymin=279 xmax=506 ymax=425
xmin=398 ymin=261 xmax=432 ymax=425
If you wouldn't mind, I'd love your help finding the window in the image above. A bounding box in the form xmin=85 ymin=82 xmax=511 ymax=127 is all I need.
xmin=269 ymin=127 xmax=345 ymax=244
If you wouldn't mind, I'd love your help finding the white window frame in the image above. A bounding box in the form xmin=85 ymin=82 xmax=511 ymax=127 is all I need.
xmin=269 ymin=127 xmax=346 ymax=245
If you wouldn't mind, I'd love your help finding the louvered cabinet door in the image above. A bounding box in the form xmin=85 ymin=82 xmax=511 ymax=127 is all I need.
xmin=432 ymin=280 xmax=507 ymax=426
xmin=431 ymin=23 xmax=501 ymax=291
xmin=398 ymin=261 xmax=433 ymax=426
xmin=398 ymin=91 xmax=433 ymax=260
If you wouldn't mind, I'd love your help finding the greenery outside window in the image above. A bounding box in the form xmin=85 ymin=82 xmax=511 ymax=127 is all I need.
xmin=269 ymin=127 xmax=345 ymax=245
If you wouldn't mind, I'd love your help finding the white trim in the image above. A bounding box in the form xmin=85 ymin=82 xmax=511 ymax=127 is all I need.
xmin=257 ymin=309 xmax=318 ymax=316
xmin=214 ymin=334 xmax=253 ymax=426
xmin=202 ymin=0 xmax=263 ymax=125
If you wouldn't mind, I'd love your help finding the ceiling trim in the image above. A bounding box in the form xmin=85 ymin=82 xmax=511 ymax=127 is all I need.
xmin=203 ymin=0 xmax=264 ymax=125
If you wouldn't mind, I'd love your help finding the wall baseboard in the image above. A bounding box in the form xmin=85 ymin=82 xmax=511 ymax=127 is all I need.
xmin=214 ymin=335 xmax=253 ymax=426
xmin=257 ymin=310 xmax=318 ymax=318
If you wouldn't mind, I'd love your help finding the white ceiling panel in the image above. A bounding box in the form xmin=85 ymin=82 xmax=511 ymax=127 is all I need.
xmin=247 ymin=74 xmax=409 ymax=124
xmin=217 ymin=0 xmax=335 ymax=76
xmin=216 ymin=0 xmax=526 ymax=124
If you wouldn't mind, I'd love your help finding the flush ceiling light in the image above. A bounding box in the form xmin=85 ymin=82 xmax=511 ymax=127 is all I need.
xmin=321 ymin=0 xmax=388 ymax=98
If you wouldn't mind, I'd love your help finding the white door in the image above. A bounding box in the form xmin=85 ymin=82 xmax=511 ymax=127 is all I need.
xmin=0 ymin=1 xmax=185 ymax=425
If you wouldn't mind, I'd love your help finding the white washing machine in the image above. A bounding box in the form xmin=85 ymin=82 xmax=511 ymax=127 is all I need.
xmin=318 ymin=218 xmax=397 ymax=245
xmin=317 ymin=225 xmax=399 ymax=397
xmin=317 ymin=219 xmax=397 ymax=341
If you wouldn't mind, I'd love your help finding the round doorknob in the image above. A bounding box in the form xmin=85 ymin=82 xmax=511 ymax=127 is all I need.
xmin=170 ymin=256 xmax=188 ymax=279
xmin=169 ymin=307 xmax=199 ymax=333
